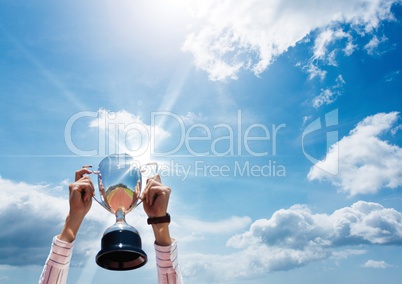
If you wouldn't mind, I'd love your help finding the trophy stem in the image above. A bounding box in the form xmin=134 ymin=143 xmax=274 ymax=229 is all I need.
xmin=116 ymin=209 xmax=126 ymax=223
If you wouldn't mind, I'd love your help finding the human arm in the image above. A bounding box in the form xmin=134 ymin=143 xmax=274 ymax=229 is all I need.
xmin=141 ymin=174 xmax=183 ymax=284
xmin=39 ymin=168 xmax=94 ymax=284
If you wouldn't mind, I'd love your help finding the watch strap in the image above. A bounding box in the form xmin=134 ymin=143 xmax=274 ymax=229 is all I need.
xmin=147 ymin=213 xmax=171 ymax=225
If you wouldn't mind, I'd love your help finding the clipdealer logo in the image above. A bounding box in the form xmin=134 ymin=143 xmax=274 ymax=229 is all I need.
xmin=64 ymin=110 xmax=286 ymax=157
xmin=301 ymin=109 xmax=339 ymax=175
xmin=64 ymin=110 xmax=288 ymax=179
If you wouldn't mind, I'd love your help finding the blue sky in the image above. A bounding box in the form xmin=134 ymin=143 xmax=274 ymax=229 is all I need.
xmin=1 ymin=0 xmax=402 ymax=283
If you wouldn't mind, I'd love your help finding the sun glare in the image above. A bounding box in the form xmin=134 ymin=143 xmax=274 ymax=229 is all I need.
xmin=97 ymin=0 xmax=192 ymax=54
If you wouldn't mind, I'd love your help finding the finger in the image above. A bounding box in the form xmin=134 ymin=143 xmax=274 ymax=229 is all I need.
xmin=153 ymin=174 xmax=161 ymax=183
xmin=75 ymin=167 xmax=93 ymax=181
xmin=78 ymin=176 xmax=94 ymax=187
xmin=145 ymin=179 xmax=161 ymax=205
xmin=71 ymin=179 xmax=94 ymax=201
xmin=83 ymin=180 xmax=95 ymax=201
xmin=143 ymin=180 xmax=153 ymax=204
xmin=69 ymin=183 xmax=86 ymax=204
xmin=147 ymin=186 xmax=159 ymax=206
xmin=147 ymin=174 xmax=161 ymax=185
xmin=141 ymin=180 xmax=148 ymax=202
xmin=78 ymin=176 xmax=95 ymax=201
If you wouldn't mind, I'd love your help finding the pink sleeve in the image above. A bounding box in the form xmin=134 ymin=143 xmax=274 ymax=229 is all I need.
xmin=39 ymin=236 xmax=74 ymax=284
xmin=154 ymin=239 xmax=183 ymax=284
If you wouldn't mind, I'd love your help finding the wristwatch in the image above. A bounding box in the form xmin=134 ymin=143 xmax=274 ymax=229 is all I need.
xmin=147 ymin=213 xmax=171 ymax=225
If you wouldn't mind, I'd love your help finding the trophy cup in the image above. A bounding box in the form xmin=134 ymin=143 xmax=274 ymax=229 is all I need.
xmin=85 ymin=153 xmax=157 ymax=271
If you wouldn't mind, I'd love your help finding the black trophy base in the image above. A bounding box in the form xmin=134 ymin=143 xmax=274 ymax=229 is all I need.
xmin=96 ymin=229 xmax=147 ymax=270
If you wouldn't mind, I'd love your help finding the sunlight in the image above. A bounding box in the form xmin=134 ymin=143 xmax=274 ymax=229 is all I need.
xmin=98 ymin=0 xmax=192 ymax=54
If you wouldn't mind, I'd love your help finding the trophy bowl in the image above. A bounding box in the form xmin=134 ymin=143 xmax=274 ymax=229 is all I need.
xmin=86 ymin=153 xmax=157 ymax=271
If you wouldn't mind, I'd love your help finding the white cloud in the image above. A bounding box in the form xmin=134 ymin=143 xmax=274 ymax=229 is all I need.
xmin=313 ymin=89 xmax=337 ymax=108
xmin=313 ymin=29 xmax=353 ymax=62
xmin=391 ymin=124 xmax=402 ymax=135
xmin=88 ymin=108 xmax=170 ymax=161
xmin=0 ymin=177 xmax=67 ymax=220
xmin=384 ymin=70 xmax=400 ymax=82
xmin=180 ymin=112 xmax=206 ymax=125
xmin=229 ymin=201 xmax=402 ymax=248
xmin=182 ymin=0 xmax=400 ymax=81
xmin=344 ymin=40 xmax=358 ymax=56
xmin=0 ymin=177 xmax=79 ymax=265
xmin=305 ymin=63 xmax=327 ymax=80
xmin=181 ymin=201 xmax=402 ymax=282
xmin=305 ymin=29 xmax=356 ymax=79
xmin=364 ymin=35 xmax=388 ymax=55
xmin=308 ymin=112 xmax=402 ymax=195
xmin=0 ymin=176 xmax=127 ymax=267
xmin=362 ymin=259 xmax=393 ymax=269
xmin=312 ymin=75 xmax=346 ymax=108
xmin=174 ymin=216 xmax=252 ymax=242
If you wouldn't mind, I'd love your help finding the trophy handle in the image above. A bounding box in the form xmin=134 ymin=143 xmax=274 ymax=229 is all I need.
xmin=82 ymin=165 xmax=112 ymax=212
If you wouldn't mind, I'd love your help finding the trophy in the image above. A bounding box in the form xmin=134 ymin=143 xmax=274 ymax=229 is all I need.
xmin=85 ymin=153 xmax=157 ymax=271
